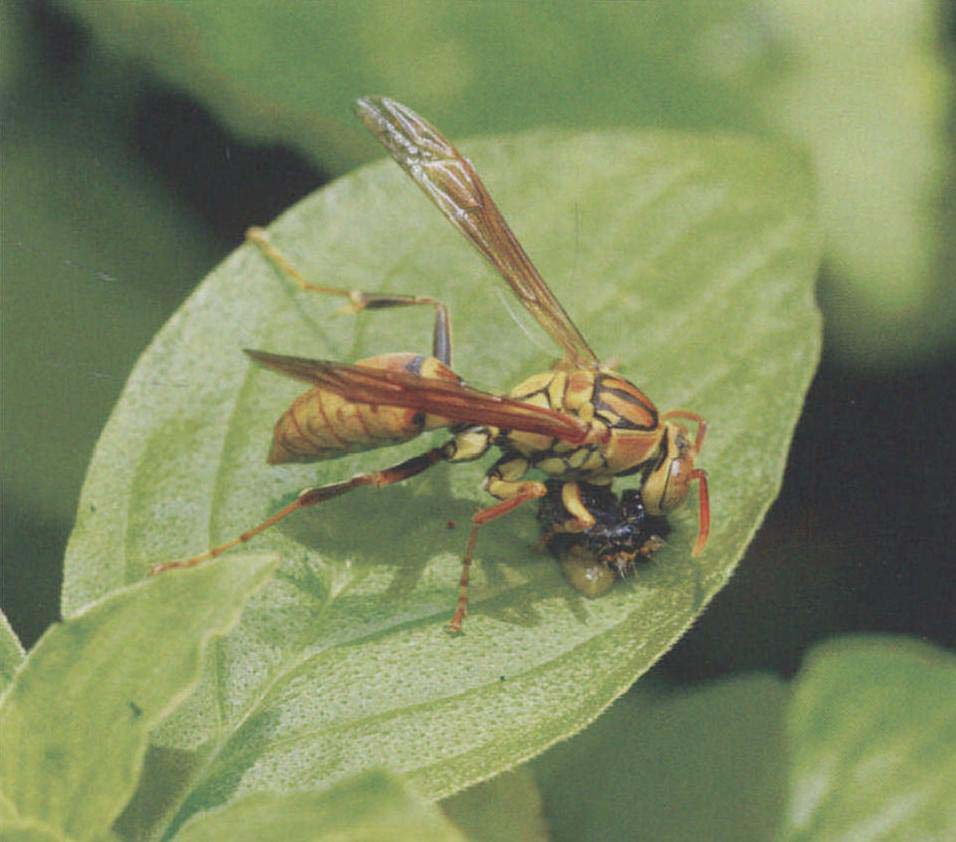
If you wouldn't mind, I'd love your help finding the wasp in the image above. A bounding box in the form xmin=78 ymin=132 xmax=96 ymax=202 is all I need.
xmin=151 ymin=96 xmax=711 ymax=632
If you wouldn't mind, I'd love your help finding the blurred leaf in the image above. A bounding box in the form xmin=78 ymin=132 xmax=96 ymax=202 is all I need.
xmin=0 ymin=554 xmax=277 ymax=841
xmin=442 ymin=768 xmax=548 ymax=842
xmin=0 ymin=823 xmax=66 ymax=842
xmin=535 ymin=635 xmax=956 ymax=841
xmin=58 ymin=0 xmax=954 ymax=368
xmin=1 ymin=49 xmax=221 ymax=528
xmin=0 ymin=0 xmax=28 ymax=94
xmin=533 ymin=676 xmax=790 ymax=842
xmin=54 ymin=1 xmax=754 ymax=174
xmin=177 ymin=769 xmax=464 ymax=842
xmin=757 ymin=0 xmax=956 ymax=368
xmin=63 ymin=125 xmax=819 ymax=833
xmin=0 ymin=609 xmax=25 ymax=694
xmin=1 ymin=0 xmax=229 ymax=651
xmin=781 ymin=636 xmax=956 ymax=840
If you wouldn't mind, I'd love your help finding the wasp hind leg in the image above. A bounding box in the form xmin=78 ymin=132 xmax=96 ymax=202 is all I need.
xmin=246 ymin=227 xmax=452 ymax=365
xmin=150 ymin=446 xmax=449 ymax=575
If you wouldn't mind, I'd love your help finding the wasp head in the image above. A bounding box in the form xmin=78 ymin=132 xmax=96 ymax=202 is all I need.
xmin=641 ymin=415 xmax=710 ymax=555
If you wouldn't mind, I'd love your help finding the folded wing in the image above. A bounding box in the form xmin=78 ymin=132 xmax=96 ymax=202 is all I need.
xmin=245 ymin=349 xmax=590 ymax=444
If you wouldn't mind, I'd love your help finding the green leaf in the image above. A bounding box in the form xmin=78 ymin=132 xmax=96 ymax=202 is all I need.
xmin=756 ymin=0 xmax=956 ymax=368
xmin=2 ymin=0 xmax=223 ymax=653
xmin=0 ymin=609 xmax=25 ymax=694
xmin=176 ymin=769 xmax=464 ymax=842
xmin=2 ymin=40 xmax=221 ymax=531
xmin=63 ymin=126 xmax=819 ymax=831
xmin=533 ymin=676 xmax=790 ymax=842
xmin=0 ymin=554 xmax=277 ymax=841
xmin=781 ymin=636 xmax=956 ymax=840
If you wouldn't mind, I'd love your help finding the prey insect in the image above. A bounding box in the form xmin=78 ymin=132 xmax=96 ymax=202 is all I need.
xmin=151 ymin=96 xmax=711 ymax=632
xmin=537 ymin=481 xmax=670 ymax=599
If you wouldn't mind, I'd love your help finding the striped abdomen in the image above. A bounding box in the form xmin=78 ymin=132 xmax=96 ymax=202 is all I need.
xmin=267 ymin=353 xmax=459 ymax=464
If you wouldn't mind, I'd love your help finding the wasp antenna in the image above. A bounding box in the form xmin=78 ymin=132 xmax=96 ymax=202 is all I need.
xmin=690 ymin=469 xmax=710 ymax=556
xmin=662 ymin=409 xmax=708 ymax=453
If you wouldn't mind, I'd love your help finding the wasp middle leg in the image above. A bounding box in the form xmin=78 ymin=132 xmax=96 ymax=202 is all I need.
xmin=447 ymin=454 xmax=549 ymax=633
xmin=247 ymin=227 xmax=452 ymax=364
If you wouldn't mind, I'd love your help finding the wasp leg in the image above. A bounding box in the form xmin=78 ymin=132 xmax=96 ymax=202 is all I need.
xmin=559 ymin=482 xmax=598 ymax=531
xmin=448 ymin=480 xmax=548 ymax=633
xmin=150 ymin=446 xmax=449 ymax=575
xmin=246 ymin=227 xmax=452 ymax=365
xmin=660 ymin=409 xmax=707 ymax=451
xmin=447 ymin=454 xmax=546 ymax=632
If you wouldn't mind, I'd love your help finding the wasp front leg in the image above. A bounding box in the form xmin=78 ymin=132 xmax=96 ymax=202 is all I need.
xmin=247 ymin=227 xmax=452 ymax=365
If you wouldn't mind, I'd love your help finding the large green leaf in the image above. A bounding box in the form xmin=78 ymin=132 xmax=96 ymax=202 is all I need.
xmin=781 ymin=636 xmax=956 ymax=840
xmin=176 ymin=770 xmax=464 ymax=842
xmin=0 ymin=553 xmax=277 ymax=841
xmin=63 ymin=126 xmax=819 ymax=833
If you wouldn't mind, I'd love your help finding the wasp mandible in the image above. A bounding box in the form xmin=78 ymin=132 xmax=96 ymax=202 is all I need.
xmin=151 ymin=97 xmax=711 ymax=632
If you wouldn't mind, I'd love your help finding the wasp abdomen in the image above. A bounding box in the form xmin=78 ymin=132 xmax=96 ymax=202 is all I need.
xmin=267 ymin=352 xmax=459 ymax=464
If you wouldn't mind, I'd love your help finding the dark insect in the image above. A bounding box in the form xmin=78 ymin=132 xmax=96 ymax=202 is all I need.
xmin=537 ymin=481 xmax=670 ymax=598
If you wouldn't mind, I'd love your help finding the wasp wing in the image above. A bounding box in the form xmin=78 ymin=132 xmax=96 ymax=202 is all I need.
xmin=356 ymin=96 xmax=599 ymax=369
xmin=246 ymin=350 xmax=589 ymax=444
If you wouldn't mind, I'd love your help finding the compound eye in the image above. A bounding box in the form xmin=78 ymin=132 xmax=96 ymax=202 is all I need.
xmin=660 ymin=457 xmax=692 ymax=511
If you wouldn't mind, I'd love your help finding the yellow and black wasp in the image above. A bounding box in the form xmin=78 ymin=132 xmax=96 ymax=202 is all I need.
xmin=152 ymin=96 xmax=710 ymax=632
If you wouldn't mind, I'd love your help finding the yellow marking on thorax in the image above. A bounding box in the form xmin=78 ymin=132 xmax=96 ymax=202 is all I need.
xmin=566 ymin=449 xmax=590 ymax=469
xmin=509 ymin=371 xmax=554 ymax=400
xmin=448 ymin=427 xmax=493 ymax=462
xmin=547 ymin=371 xmax=567 ymax=411
xmin=507 ymin=429 xmax=555 ymax=455
xmin=564 ymin=371 xmax=596 ymax=414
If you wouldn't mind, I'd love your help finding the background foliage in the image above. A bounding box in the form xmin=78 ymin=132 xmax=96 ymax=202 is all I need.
xmin=2 ymin=1 xmax=954 ymax=839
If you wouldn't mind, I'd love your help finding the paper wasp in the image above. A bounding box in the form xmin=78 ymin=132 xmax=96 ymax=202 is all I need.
xmin=151 ymin=96 xmax=710 ymax=632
